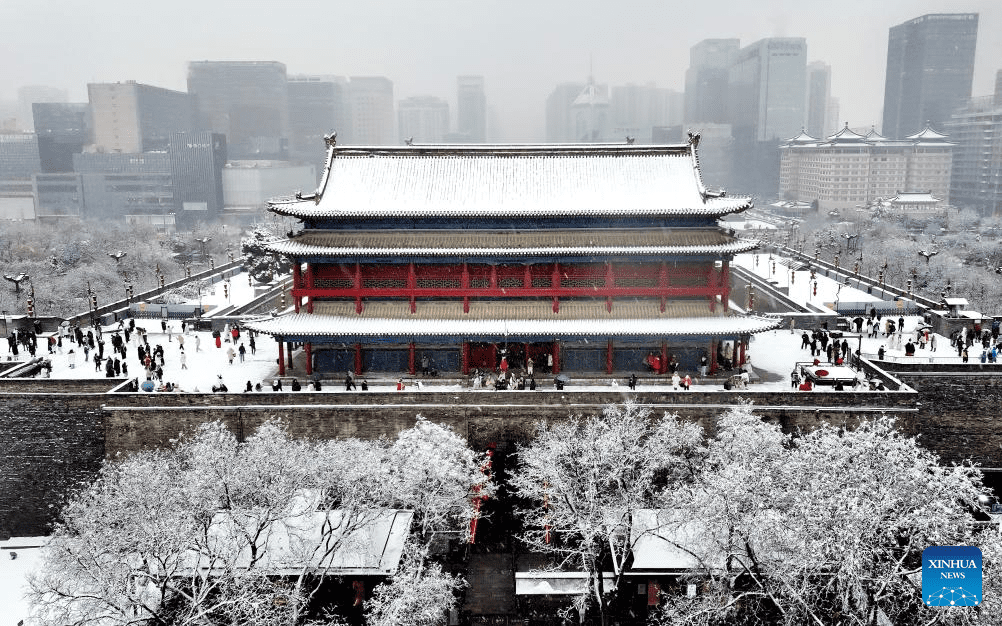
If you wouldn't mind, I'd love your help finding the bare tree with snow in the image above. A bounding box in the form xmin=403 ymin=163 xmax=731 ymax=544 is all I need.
xmin=508 ymin=402 xmax=705 ymax=625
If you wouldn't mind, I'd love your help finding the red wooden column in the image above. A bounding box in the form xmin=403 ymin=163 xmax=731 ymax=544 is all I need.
xmin=524 ymin=342 xmax=530 ymax=372
xmin=739 ymin=337 xmax=746 ymax=366
xmin=660 ymin=341 xmax=668 ymax=375
xmin=552 ymin=341 xmax=560 ymax=375
xmin=606 ymin=339 xmax=614 ymax=374
xmin=408 ymin=262 xmax=417 ymax=313
xmin=278 ymin=337 xmax=286 ymax=376
xmin=408 ymin=341 xmax=416 ymax=375
xmin=293 ymin=263 xmax=302 ymax=313
xmin=354 ymin=343 xmax=362 ymax=375
xmin=659 ymin=262 xmax=668 ymax=312
xmin=490 ymin=265 xmax=498 ymax=290
xmin=462 ymin=263 xmax=470 ymax=313
xmin=721 ymin=261 xmax=731 ymax=312
xmin=306 ymin=264 xmax=314 ymax=313
xmin=524 ymin=265 xmax=532 ymax=288
xmin=605 ymin=262 xmax=615 ymax=313
xmin=286 ymin=342 xmax=294 ymax=371
xmin=490 ymin=344 xmax=498 ymax=371
xmin=462 ymin=340 xmax=470 ymax=375
xmin=708 ymin=262 xmax=717 ymax=313
xmin=709 ymin=339 xmax=718 ymax=374
xmin=354 ymin=263 xmax=363 ymax=314
xmin=305 ymin=343 xmax=312 ymax=375
xmin=551 ymin=263 xmax=561 ymax=313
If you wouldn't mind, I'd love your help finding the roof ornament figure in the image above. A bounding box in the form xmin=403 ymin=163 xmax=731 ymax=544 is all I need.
xmin=405 ymin=137 xmax=414 ymax=146
xmin=625 ymin=136 xmax=635 ymax=145
xmin=686 ymin=130 xmax=701 ymax=149
xmin=323 ymin=130 xmax=337 ymax=148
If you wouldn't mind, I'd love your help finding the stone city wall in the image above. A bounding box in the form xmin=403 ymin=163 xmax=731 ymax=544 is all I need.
xmin=3 ymin=379 xmax=998 ymax=537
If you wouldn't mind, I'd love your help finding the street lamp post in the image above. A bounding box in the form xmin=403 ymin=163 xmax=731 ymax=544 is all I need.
xmin=194 ymin=237 xmax=212 ymax=265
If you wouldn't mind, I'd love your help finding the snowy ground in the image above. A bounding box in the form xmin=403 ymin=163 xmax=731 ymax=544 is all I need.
xmin=734 ymin=251 xmax=975 ymax=390
xmin=734 ymin=251 xmax=882 ymax=308
xmin=1 ymin=538 xmax=45 ymax=626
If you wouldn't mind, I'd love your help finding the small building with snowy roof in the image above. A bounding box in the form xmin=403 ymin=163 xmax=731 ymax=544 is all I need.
xmin=247 ymin=135 xmax=778 ymax=378
xmin=889 ymin=191 xmax=943 ymax=211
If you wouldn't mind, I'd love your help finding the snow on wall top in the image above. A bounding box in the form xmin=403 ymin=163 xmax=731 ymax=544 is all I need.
xmin=268 ymin=144 xmax=751 ymax=219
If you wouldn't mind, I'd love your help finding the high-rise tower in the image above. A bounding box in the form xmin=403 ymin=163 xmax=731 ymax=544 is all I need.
xmin=882 ymin=13 xmax=978 ymax=138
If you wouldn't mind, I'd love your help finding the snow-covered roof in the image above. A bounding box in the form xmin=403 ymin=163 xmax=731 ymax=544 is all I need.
xmin=890 ymin=192 xmax=940 ymax=205
xmin=785 ymin=129 xmax=818 ymax=143
xmin=266 ymin=228 xmax=758 ymax=258
xmin=865 ymin=126 xmax=887 ymax=141
xmin=629 ymin=509 xmax=789 ymax=572
xmin=268 ymin=144 xmax=751 ymax=220
xmin=572 ymin=81 xmax=610 ymax=107
xmin=245 ymin=300 xmax=781 ymax=339
xmin=906 ymin=124 xmax=950 ymax=142
xmin=827 ymin=123 xmax=867 ymax=143
xmin=188 ymin=508 xmax=412 ymax=576
xmin=782 ymin=123 xmax=951 ymax=149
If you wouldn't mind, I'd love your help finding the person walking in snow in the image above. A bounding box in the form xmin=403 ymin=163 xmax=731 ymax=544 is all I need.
xmin=238 ymin=343 xmax=246 ymax=362
xmin=180 ymin=348 xmax=188 ymax=370
xmin=226 ymin=346 xmax=236 ymax=364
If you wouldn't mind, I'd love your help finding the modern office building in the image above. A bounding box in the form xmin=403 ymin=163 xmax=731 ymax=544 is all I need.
xmin=945 ymin=76 xmax=1002 ymax=214
xmin=288 ymin=75 xmax=349 ymax=177
xmin=168 ymin=131 xmax=227 ymax=224
xmin=882 ymin=13 xmax=979 ymax=139
xmin=222 ymin=160 xmax=317 ymax=209
xmin=73 ymin=151 xmax=173 ymax=220
xmin=88 ymin=81 xmax=195 ymax=153
xmin=0 ymin=179 xmax=36 ymax=220
xmin=249 ymin=137 xmax=775 ymax=377
xmin=398 ymin=96 xmax=450 ymax=144
xmin=0 ymin=132 xmax=41 ymax=180
xmin=610 ymin=84 xmax=682 ymax=143
xmin=457 ymin=76 xmax=487 ymax=143
xmin=345 ymin=77 xmax=395 ymax=146
xmin=779 ymin=123 xmax=953 ymax=210
xmin=187 ymin=61 xmax=290 ymax=159
xmin=32 ymin=103 xmax=91 ymax=173
xmin=684 ymin=39 xmax=740 ymax=125
xmin=728 ymin=38 xmax=807 ymax=198
xmin=729 ymin=38 xmax=807 ymax=143
xmin=34 ymin=173 xmax=85 ymax=218
xmin=571 ymin=79 xmax=612 ymax=142
xmin=806 ymin=62 xmax=832 ymax=139
xmin=16 ymin=85 xmax=67 ymax=131
xmin=545 ymin=82 xmax=586 ymax=143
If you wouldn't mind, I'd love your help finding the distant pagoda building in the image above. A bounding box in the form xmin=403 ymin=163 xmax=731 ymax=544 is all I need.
xmin=248 ymin=134 xmax=777 ymax=378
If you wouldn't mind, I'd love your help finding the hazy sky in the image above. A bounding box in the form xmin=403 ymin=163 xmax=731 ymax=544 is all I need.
xmin=2 ymin=0 xmax=999 ymax=140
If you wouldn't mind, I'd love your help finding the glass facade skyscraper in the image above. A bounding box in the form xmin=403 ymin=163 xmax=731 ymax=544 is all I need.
xmin=882 ymin=13 xmax=978 ymax=139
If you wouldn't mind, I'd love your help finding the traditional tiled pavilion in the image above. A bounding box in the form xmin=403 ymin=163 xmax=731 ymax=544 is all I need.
xmin=248 ymin=134 xmax=779 ymax=378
